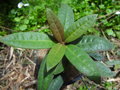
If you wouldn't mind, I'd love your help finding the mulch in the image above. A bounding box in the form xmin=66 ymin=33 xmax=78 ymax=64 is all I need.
xmin=0 ymin=37 xmax=120 ymax=90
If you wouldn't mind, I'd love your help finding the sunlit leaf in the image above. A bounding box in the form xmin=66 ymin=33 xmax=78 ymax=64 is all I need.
xmin=46 ymin=8 xmax=64 ymax=43
xmin=19 ymin=24 xmax=27 ymax=31
xmin=0 ymin=32 xmax=55 ymax=49
xmin=65 ymin=14 xmax=97 ymax=43
xmin=58 ymin=4 xmax=74 ymax=30
xmin=46 ymin=43 xmax=66 ymax=71
xmin=77 ymin=35 xmax=114 ymax=52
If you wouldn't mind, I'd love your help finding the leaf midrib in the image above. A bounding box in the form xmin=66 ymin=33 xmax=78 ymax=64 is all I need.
xmin=66 ymin=46 xmax=99 ymax=76
xmin=65 ymin=20 xmax=87 ymax=41
xmin=63 ymin=10 xmax=69 ymax=29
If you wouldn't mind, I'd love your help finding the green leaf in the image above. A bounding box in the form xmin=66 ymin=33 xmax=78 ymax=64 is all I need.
xmin=24 ymin=19 xmax=29 ymax=24
xmin=58 ymin=4 xmax=74 ymax=30
xmin=89 ymin=61 xmax=116 ymax=83
xmin=48 ymin=76 xmax=63 ymax=90
xmin=46 ymin=43 xmax=66 ymax=71
xmin=43 ymin=72 xmax=54 ymax=90
xmin=14 ymin=17 xmax=21 ymax=22
xmin=65 ymin=45 xmax=99 ymax=76
xmin=116 ymin=31 xmax=120 ymax=39
xmin=88 ymin=52 xmax=105 ymax=61
xmin=38 ymin=58 xmax=64 ymax=90
xmin=46 ymin=8 xmax=64 ymax=43
xmin=106 ymin=29 xmax=116 ymax=37
xmin=105 ymin=60 xmax=120 ymax=66
xmin=0 ymin=32 xmax=55 ymax=49
xmin=19 ymin=25 xmax=27 ymax=31
xmin=0 ymin=36 xmax=2 ymax=43
xmin=95 ymin=62 xmax=116 ymax=77
xmin=65 ymin=45 xmax=116 ymax=77
xmin=0 ymin=31 xmax=7 ymax=36
xmin=77 ymin=35 xmax=114 ymax=52
xmin=43 ymin=62 xmax=64 ymax=90
xmin=53 ymin=62 xmax=64 ymax=75
xmin=37 ymin=55 xmax=64 ymax=90
xmin=65 ymin=14 xmax=97 ymax=43
xmin=37 ymin=57 xmax=47 ymax=90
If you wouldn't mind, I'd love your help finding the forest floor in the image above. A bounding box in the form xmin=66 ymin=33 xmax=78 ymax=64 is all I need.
xmin=0 ymin=37 xmax=120 ymax=90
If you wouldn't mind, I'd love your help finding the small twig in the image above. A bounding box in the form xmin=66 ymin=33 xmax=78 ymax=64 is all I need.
xmin=88 ymin=80 xmax=106 ymax=90
xmin=29 ymin=50 xmax=34 ymax=57
xmin=0 ymin=25 xmax=49 ymax=32
xmin=97 ymin=10 xmax=120 ymax=28
xmin=107 ymin=78 xmax=120 ymax=82
xmin=99 ymin=28 xmax=108 ymax=40
xmin=33 ymin=25 xmax=49 ymax=32
xmin=81 ymin=77 xmax=90 ymax=90
xmin=23 ymin=80 xmax=37 ymax=88
xmin=98 ymin=14 xmax=116 ymax=26
xmin=0 ymin=25 xmax=14 ymax=31
xmin=25 ymin=56 xmax=36 ymax=65
xmin=6 ymin=54 xmax=16 ymax=70
xmin=20 ymin=68 xmax=30 ymax=84
xmin=97 ymin=10 xmax=120 ymax=20
xmin=9 ymin=47 xmax=14 ymax=60
xmin=106 ymin=52 xmax=112 ymax=61
xmin=0 ymin=71 xmax=15 ymax=80
xmin=25 ymin=56 xmax=36 ymax=71
xmin=111 ymin=38 xmax=120 ymax=46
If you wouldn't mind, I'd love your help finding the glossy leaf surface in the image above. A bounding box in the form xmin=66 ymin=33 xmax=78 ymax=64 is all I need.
xmin=0 ymin=32 xmax=55 ymax=49
xmin=88 ymin=52 xmax=105 ymax=61
xmin=65 ymin=45 xmax=116 ymax=77
xmin=58 ymin=4 xmax=74 ymax=30
xmin=46 ymin=43 xmax=66 ymax=71
xmin=95 ymin=62 xmax=116 ymax=77
xmin=77 ymin=35 xmax=114 ymax=52
xmin=48 ymin=76 xmax=63 ymax=90
xmin=65 ymin=14 xmax=97 ymax=43
xmin=46 ymin=8 xmax=64 ymax=43
xmin=65 ymin=45 xmax=99 ymax=76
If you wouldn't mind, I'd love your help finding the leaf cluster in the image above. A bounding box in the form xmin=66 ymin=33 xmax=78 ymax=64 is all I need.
xmin=0 ymin=4 xmax=118 ymax=90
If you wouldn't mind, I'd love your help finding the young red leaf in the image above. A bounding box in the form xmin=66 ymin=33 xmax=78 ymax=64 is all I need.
xmin=46 ymin=8 xmax=64 ymax=43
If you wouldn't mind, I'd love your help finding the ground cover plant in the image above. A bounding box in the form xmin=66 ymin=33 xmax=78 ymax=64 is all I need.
xmin=0 ymin=4 xmax=120 ymax=90
xmin=8 ymin=0 xmax=61 ymax=32
xmin=1 ymin=0 xmax=119 ymax=38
